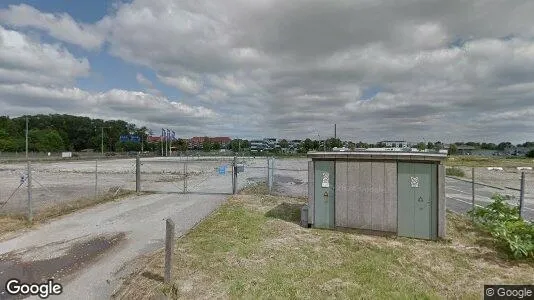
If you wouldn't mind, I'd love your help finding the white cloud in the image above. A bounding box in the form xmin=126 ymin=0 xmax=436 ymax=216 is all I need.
xmin=0 ymin=83 xmax=217 ymax=129
xmin=4 ymin=0 xmax=534 ymax=141
xmin=0 ymin=25 xmax=90 ymax=86
xmin=157 ymin=74 xmax=203 ymax=94
xmin=0 ymin=4 xmax=109 ymax=50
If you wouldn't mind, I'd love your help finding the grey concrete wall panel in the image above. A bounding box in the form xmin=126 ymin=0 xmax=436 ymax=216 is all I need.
xmin=384 ymin=162 xmax=397 ymax=232
xmin=358 ymin=162 xmax=373 ymax=230
xmin=438 ymin=164 xmax=446 ymax=238
xmin=371 ymin=162 xmax=385 ymax=231
xmin=335 ymin=161 xmax=348 ymax=227
xmin=308 ymin=160 xmax=314 ymax=225
xmin=347 ymin=161 xmax=360 ymax=228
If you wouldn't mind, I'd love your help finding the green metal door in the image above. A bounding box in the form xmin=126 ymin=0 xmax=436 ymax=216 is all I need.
xmin=397 ymin=162 xmax=437 ymax=239
xmin=314 ymin=161 xmax=335 ymax=228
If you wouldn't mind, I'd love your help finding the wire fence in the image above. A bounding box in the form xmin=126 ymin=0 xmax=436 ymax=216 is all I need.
xmin=445 ymin=166 xmax=533 ymax=221
xmin=0 ymin=159 xmax=136 ymax=218
xmin=0 ymin=156 xmax=280 ymax=220
xmin=3 ymin=157 xmax=531 ymax=224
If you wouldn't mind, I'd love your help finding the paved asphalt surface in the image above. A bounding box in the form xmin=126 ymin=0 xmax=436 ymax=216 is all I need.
xmin=445 ymin=177 xmax=534 ymax=221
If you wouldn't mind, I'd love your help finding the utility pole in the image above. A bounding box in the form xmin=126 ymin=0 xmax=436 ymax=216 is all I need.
xmin=161 ymin=129 xmax=164 ymax=156
xmin=25 ymin=116 xmax=29 ymax=159
xmin=334 ymin=124 xmax=337 ymax=139
xmin=101 ymin=127 xmax=104 ymax=156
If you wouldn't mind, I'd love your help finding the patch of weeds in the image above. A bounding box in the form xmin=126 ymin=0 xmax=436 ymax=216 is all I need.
xmin=446 ymin=167 xmax=465 ymax=177
xmin=469 ymin=193 xmax=534 ymax=259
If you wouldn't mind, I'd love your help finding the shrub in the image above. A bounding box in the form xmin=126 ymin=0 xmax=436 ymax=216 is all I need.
xmin=446 ymin=167 xmax=465 ymax=177
xmin=527 ymin=149 xmax=534 ymax=158
xmin=468 ymin=193 xmax=534 ymax=259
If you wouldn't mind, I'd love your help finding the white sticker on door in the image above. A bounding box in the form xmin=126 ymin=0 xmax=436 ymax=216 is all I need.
xmin=410 ymin=176 xmax=419 ymax=188
xmin=322 ymin=172 xmax=330 ymax=188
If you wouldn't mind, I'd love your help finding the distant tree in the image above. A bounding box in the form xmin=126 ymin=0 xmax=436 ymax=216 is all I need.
xmin=427 ymin=142 xmax=434 ymax=149
xmin=416 ymin=142 xmax=426 ymax=151
xmin=175 ymin=139 xmax=188 ymax=152
xmin=326 ymin=138 xmax=343 ymax=150
xmin=347 ymin=141 xmax=356 ymax=150
xmin=311 ymin=140 xmax=319 ymax=150
xmin=299 ymin=138 xmax=314 ymax=153
xmin=449 ymin=144 xmax=458 ymax=155
xmin=212 ymin=142 xmax=221 ymax=151
xmin=279 ymin=139 xmax=289 ymax=149
xmin=497 ymin=142 xmax=513 ymax=151
xmin=202 ymin=137 xmax=212 ymax=152
xmin=355 ymin=141 xmax=368 ymax=148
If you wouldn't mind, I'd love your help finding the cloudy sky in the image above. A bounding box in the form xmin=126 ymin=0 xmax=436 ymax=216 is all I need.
xmin=1 ymin=0 xmax=533 ymax=143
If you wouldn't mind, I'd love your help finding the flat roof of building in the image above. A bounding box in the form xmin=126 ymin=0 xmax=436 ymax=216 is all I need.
xmin=307 ymin=151 xmax=447 ymax=161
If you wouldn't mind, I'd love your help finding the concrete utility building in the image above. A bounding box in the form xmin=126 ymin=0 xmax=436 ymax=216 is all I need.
xmin=307 ymin=151 xmax=447 ymax=240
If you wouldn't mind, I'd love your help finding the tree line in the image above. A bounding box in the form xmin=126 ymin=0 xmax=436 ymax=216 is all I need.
xmin=1 ymin=114 xmax=532 ymax=154
xmin=0 ymin=114 xmax=151 ymax=152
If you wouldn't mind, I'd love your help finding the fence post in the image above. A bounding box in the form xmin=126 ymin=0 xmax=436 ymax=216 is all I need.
xmin=27 ymin=160 xmax=33 ymax=223
xmin=471 ymin=167 xmax=475 ymax=213
xmin=95 ymin=159 xmax=98 ymax=199
xmin=164 ymin=218 xmax=175 ymax=284
xmin=183 ymin=158 xmax=188 ymax=194
xmin=136 ymin=156 xmax=141 ymax=193
xmin=519 ymin=171 xmax=525 ymax=218
xmin=232 ymin=156 xmax=237 ymax=194
xmin=267 ymin=157 xmax=271 ymax=194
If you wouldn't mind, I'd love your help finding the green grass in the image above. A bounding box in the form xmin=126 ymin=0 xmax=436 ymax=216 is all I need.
xmin=115 ymin=186 xmax=534 ymax=300
xmin=446 ymin=167 xmax=465 ymax=177
xmin=446 ymin=155 xmax=534 ymax=167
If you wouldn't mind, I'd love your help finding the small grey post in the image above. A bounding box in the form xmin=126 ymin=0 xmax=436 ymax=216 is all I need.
xmin=519 ymin=171 xmax=525 ymax=218
xmin=135 ymin=156 xmax=141 ymax=193
xmin=232 ymin=156 xmax=237 ymax=194
xmin=95 ymin=159 xmax=98 ymax=199
xmin=183 ymin=158 xmax=187 ymax=194
xmin=471 ymin=167 xmax=475 ymax=212
xmin=27 ymin=160 xmax=33 ymax=223
xmin=164 ymin=218 xmax=175 ymax=284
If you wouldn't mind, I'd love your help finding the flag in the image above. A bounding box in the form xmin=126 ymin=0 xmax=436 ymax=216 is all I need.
xmin=172 ymin=131 xmax=176 ymax=141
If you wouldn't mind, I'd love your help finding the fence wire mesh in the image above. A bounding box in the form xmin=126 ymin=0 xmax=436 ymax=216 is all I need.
xmin=446 ymin=167 xmax=533 ymax=221
xmin=0 ymin=159 xmax=136 ymax=217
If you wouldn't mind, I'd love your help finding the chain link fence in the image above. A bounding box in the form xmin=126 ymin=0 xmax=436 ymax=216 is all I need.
xmin=445 ymin=166 xmax=533 ymax=221
xmin=0 ymin=159 xmax=137 ymax=219
xmin=0 ymin=156 xmax=277 ymax=221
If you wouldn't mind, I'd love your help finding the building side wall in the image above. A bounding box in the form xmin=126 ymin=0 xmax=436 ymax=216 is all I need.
xmin=438 ymin=164 xmax=446 ymax=238
xmin=308 ymin=160 xmax=314 ymax=225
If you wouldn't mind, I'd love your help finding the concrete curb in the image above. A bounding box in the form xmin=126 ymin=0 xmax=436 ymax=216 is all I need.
xmin=445 ymin=176 xmax=505 ymax=190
